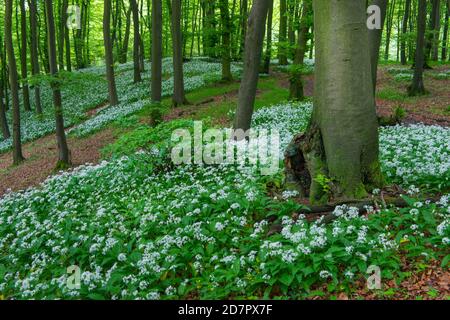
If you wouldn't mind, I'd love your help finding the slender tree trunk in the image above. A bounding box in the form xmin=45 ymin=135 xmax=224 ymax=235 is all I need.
xmin=425 ymin=0 xmax=440 ymax=61
xmin=0 ymin=77 xmax=10 ymax=139
xmin=278 ymin=0 xmax=288 ymax=65
xmin=442 ymin=0 xmax=449 ymax=61
xmin=261 ymin=0 xmax=273 ymax=74
xmin=104 ymin=0 xmax=119 ymax=106
xmin=409 ymin=0 xmax=427 ymax=96
xmin=152 ymin=0 xmax=163 ymax=102
xmin=401 ymin=0 xmax=411 ymax=65
xmin=219 ymin=0 xmax=233 ymax=81
xmin=59 ymin=0 xmax=69 ymax=70
xmin=233 ymin=0 xmax=270 ymax=131
xmin=383 ymin=0 xmax=395 ymax=60
xmin=369 ymin=0 xmax=389 ymax=95
xmin=119 ymin=4 xmax=132 ymax=64
xmin=19 ymin=0 xmax=31 ymax=112
xmin=130 ymin=0 xmax=142 ymax=83
xmin=431 ymin=0 xmax=441 ymax=61
xmin=5 ymin=0 xmax=25 ymax=164
xmin=289 ymin=0 xmax=311 ymax=100
xmin=286 ymin=0 xmax=382 ymax=203
xmin=239 ymin=0 xmax=248 ymax=57
xmin=28 ymin=0 xmax=43 ymax=114
xmin=171 ymin=0 xmax=187 ymax=106
xmin=44 ymin=0 xmax=71 ymax=167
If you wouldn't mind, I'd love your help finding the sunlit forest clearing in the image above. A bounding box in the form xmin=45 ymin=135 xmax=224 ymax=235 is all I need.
xmin=0 ymin=0 xmax=449 ymax=301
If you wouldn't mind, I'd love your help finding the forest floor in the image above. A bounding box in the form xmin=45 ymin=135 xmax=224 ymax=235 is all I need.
xmin=0 ymin=62 xmax=449 ymax=300
xmin=1 ymin=64 xmax=449 ymax=196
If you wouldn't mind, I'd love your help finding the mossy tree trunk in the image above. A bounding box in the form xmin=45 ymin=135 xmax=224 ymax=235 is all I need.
xmin=278 ymin=0 xmax=288 ymax=65
xmin=285 ymin=0 xmax=382 ymax=204
xmin=261 ymin=0 xmax=274 ymax=75
xmin=19 ymin=0 xmax=31 ymax=112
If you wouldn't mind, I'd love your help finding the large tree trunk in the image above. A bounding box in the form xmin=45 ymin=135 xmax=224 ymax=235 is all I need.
xmin=286 ymin=0 xmax=382 ymax=204
xmin=400 ymin=0 xmax=411 ymax=65
xmin=408 ymin=0 xmax=427 ymax=96
xmin=28 ymin=0 xmax=43 ymax=114
xmin=368 ymin=0 xmax=389 ymax=95
xmin=289 ymin=0 xmax=312 ymax=100
xmin=171 ymin=0 xmax=188 ymax=106
xmin=104 ymin=0 xmax=119 ymax=106
xmin=278 ymin=0 xmax=288 ymax=65
xmin=19 ymin=0 xmax=31 ymax=112
xmin=130 ymin=0 xmax=142 ymax=83
xmin=219 ymin=0 xmax=233 ymax=81
xmin=233 ymin=0 xmax=270 ymax=132
xmin=5 ymin=0 xmax=25 ymax=164
xmin=45 ymin=0 xmax=71 ymax=167
xmin=151 ymin=0 xmax=163 ymax=102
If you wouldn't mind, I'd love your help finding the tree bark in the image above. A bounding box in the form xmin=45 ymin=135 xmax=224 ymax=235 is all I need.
xmin=151 ymin=0 xmax=163 ymax=102
xmin=5 ymin=0 xmax=25 ymax=164
xmin=28 ymin=0 xmax=43 ymax=114
xmin=45 ymin=0 xmax=71 ymax=167
xmin=219 ymin=0 xmax=233 ymax=81
xmin=261 ymin=0 xmax=273 ymax=75
xmin=368 ymin=0 xmax=389 ymax=95
xmin=171 ymin=0 xmax=188 ymax=106
xmin=443 ymin=0 xmax=449 ymax=61
xmin=233 ymin=0 xmax=270 ymax=132
xmin=0 ymin=76 xmax=10 ymax=139
xmin=409 ymin=0 xmax=427 ymax=96
xmin=289 ymin=0 xmax=312 ymax=100
xmin=278 ymin=0 xmax=288 ymax=65
xmin=286 ymin=0 xmax=382 ymax=203
xmin=104 ymin=0 xmax=119 ymax=106
xmin=130 ymin=0 xmax=142 ymax=83
xmin=400 ymin=0 xmax=411 ymax=65
xmin=19 ymin=0 xmax=31 ymax=112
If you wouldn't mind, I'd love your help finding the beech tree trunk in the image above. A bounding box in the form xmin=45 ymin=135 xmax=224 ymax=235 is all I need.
xmin=104 ymin=0 xmax=119 ymax=106
xmin=233 ymin=0 xmax=270 ymax=132
xmin=278 ymin=0 xmax=288 ymax=65
xmin=261 ymin=0 xmax=274 ymax=75
xmin=130 ymin=0 xmax=142 ymax=83
xmin=19 ymin=0 xmax=31 ymax=112
xmin=289 ymin=0 xmax=311 ymax=100
xmin=151 ymin=0 xmax=163 ymax=102
xmin=400 ymin=0 xmax=411 ymax=65
xmin=171 ymin=0 xmax=187 ymax=106
xmin=219 ymin=0 xmax=233 ymax=81
xmin=368 ymin=0 xmax=389 ymax=94
xmin=285 ymin=0 xmax=382 ymax=203
xmin=0 ymin=76 xmax=10 ymax=139
xmin=5 ymin=0 xmax=25 ymax=164
xmin=45 ymin=0 xmax=71 ymax=167
xmin=409 ymin=0 xmax=427 ymax=96
xmin=28 ymin=0 xmax=43 ymax=114
xmin=443 ymin=0 xmax=449 ymax=61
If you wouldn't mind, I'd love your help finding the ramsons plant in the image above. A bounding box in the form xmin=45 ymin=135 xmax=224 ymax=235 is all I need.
xmin=0 ymin=101 xmax=448 ymax=300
